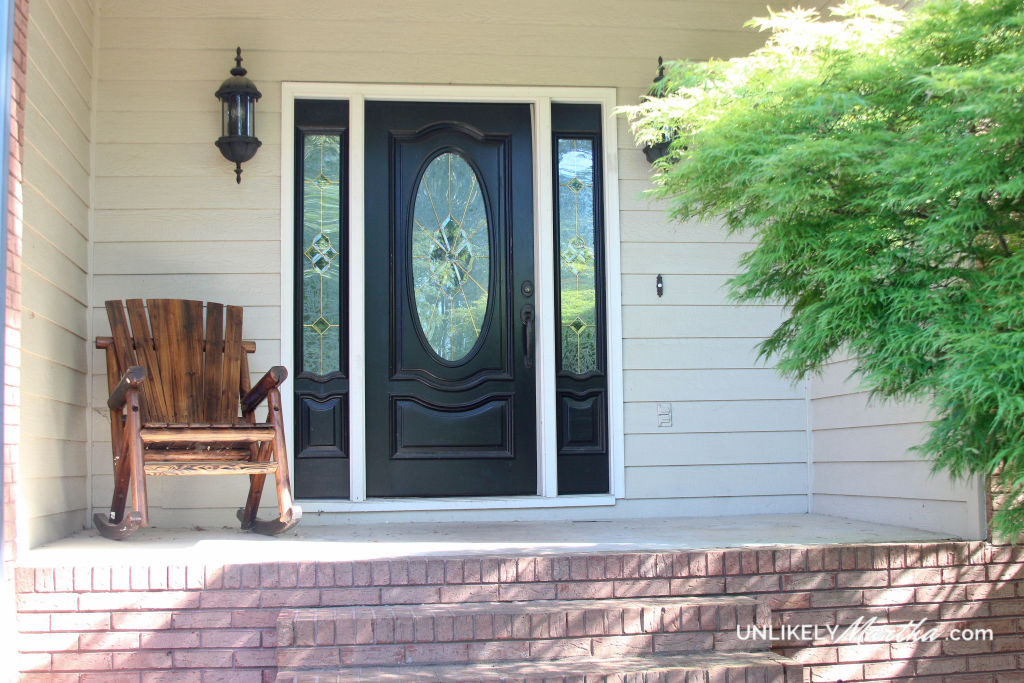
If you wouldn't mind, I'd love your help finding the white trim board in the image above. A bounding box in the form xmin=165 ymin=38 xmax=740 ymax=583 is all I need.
xmin=280 ymin=83 xmax=623 ymax=512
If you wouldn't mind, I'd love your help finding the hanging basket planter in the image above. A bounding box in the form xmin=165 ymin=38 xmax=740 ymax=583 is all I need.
xmin=643 ymin=138 xmax=673 ymax=164
xmin=640 ymin=57 xmax=679 ymax=165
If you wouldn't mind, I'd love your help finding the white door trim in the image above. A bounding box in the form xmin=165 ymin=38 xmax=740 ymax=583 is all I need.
xmin=280 ymin=83 xmax=624 ymax=511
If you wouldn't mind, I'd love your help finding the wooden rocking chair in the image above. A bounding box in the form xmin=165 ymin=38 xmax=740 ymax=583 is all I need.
xmin=94 ymin=299 xmax=301 ymax=540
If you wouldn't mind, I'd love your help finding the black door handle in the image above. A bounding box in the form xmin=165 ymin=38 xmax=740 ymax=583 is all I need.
xmin=521 ymin=304 xmax=534 ymax=369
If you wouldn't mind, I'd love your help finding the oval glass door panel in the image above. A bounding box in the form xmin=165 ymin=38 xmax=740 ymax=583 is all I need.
xmin=411 ymin=152 xmax=490 ymax=362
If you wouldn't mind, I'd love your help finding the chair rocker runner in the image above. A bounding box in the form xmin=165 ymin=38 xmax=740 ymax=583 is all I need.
xmin=95 ymin=299 xmax=301 ymax=539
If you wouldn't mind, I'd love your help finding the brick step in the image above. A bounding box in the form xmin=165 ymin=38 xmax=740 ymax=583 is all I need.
xmin=277 ymin=596 xmax=768 ymax=670
xmin=275 ymin=651 xmax=803 ymax=682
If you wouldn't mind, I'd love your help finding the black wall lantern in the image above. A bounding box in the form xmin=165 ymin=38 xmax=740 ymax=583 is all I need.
xmin=215 ymin=47 xmax=262 ymax=183
xmin=642 ymin=56 xmax=677 ymax=164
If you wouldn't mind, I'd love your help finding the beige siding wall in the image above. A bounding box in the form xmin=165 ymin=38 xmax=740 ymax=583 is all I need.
xmin=21 ymin=0 xmax=95 ymax=545
xmin=810 ymin=359 xmax=986 ymax=539
xmin=85 ymin=0 xmax=811 ymax=525
xmin=617 ymin=189 xmax=807 ymax=514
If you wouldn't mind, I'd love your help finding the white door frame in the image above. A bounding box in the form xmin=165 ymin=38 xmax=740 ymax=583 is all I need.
xmin=280 ymin=83 xmax=623 ymax=512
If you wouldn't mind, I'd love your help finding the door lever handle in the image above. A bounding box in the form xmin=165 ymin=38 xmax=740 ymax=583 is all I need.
xmin=521 ymin=304 xmax=535 ymax=369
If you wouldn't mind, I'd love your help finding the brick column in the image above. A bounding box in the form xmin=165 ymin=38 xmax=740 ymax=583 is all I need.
xmin=3 ymin=0 xmax=27 ymax=665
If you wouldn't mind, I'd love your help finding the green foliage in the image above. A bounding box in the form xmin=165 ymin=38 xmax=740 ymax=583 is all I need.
xmin=622 ymin=0 xmax=1024 ymax=537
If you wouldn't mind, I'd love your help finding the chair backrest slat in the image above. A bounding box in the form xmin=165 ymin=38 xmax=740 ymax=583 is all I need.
xmin=106 ymin=300 xmax=152 ymax=420
xmin=221 ymin=306 xmax=244 ymax=424
xmin=106 ymin=300 xmax=138 ymax=372
xmin=126 ymin=298 xmax=170 ymax=422
xmin=180 ymin=300 xmax=205 ymax=423
xmin=105 ymin=299 xmax=246 ymax=424
xmin=203 ymin=302 xmax=225 ymax=423
xmin=149 ymin=300 xmax=185 ymax=422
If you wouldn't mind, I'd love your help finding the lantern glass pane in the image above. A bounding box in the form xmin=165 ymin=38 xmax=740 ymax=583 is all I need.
xmin=231 ymin=94 xmax=245 ymax=136
xmin=245 ymin=99 xmax=255 ymax=137
xmin=221 ymin=100 xmax=231 ymax=137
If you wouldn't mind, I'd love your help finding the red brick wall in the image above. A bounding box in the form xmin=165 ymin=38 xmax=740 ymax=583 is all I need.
xmin=13 ymin=540 xmax=1024 ymax=681
xmin=3 ymin=0 xmax=27 ymax=663
xmin=4 ymin=2 xmax=27 ymax=680
xmin=4 ymin=0 xmax=26 ymax=573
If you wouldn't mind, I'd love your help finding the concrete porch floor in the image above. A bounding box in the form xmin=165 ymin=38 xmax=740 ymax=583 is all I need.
xmin=20 ymin=513 xmax=955 ymax=566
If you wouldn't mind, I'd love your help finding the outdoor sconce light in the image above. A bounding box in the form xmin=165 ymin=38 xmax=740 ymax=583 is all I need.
xmin=215 ymin=47 xmax=262 ymax=183
xmin=643 ymin=56 xmax=677 ymax=164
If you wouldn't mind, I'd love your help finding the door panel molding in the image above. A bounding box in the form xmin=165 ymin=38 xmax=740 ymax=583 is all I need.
xmin=392 ymin=393 xmax=513 ymax=460
xmin=558 ymin=388 xmax=607 ymax=456
xmin=390 ymin=367 xmax=514 ymax=391
xmin=280 ymin=83 xmax=624 ymax=511
xmin=296 ymin=393 xmax=348 ymax=459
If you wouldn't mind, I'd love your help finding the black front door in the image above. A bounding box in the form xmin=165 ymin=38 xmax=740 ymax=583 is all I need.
xmin=364 ymin=101 xmax=536 ymax=497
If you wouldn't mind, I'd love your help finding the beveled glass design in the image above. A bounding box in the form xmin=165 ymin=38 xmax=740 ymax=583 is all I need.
xmin=557 ymin=138 xmax=598 ymax=375
xmin=411 ymin=152 xmax=490 ymax=362
xmin=302 ymin=134 xmax=342 ymax=375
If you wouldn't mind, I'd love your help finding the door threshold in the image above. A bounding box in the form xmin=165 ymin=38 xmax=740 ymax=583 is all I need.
xmin=298 ymin=494 xmax=616 ymax=513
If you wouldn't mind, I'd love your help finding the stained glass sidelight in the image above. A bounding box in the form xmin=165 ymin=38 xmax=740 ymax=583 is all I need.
xmin=410 ymin=152 xmax=490 ymax=362
xmin=301 ymin=134 xmax=342 ymax=375
xmin=557 ymin=138 xmax=598 ymax=375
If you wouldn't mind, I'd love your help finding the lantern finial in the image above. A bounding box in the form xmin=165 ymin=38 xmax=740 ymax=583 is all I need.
xmin=232 ymin=47 xmax=245 ymax=75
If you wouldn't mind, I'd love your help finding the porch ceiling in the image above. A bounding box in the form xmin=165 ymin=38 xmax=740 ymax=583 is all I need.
xmin=20 ymin=513 xmax=952 ymax=566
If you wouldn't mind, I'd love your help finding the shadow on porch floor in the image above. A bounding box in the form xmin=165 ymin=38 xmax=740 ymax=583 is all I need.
xmin=21 ymin=513 xmax=954 ymax=566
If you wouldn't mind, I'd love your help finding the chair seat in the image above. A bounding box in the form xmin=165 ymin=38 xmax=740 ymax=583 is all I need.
xmin=144 ymin=448 xmax=252 ymax=461
xmin=140 ymin=423 xmax=276 ymax=443
xmin=143 ymin=460 xmax=279 ymax=476
xmin=142 ymin=422 xmax=275 ymax=428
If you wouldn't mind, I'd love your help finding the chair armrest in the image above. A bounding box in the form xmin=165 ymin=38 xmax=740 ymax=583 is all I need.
xmin=241 ymin=366 xmax=288 ymax=414
xmin=108 ymin=366 xmax=147 ymax=411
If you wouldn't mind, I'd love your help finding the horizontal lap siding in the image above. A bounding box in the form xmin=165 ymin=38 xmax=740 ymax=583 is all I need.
xmin=22 ymin=0 xmax=95 ymax=546
xmin=90 ymin=0 xmax=810 ymax=522
xmin=617 ymin=84 xmax=805 ymax=508
xmin=811 ymin=358 xmax=985 ymax=538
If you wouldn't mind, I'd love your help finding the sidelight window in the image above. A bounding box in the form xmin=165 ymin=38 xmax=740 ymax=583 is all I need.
xmin=552 ymin=103 xmax=609 ymax=495
xmin=293 ymin=99 xmax=350 ymax=499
